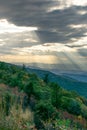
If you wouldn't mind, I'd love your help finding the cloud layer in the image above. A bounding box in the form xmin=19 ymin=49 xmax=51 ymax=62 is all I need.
xmin=0 ymin=0 xmax=87 ymax=70
xmin=0 ymin=0 xmax=87 ymax=43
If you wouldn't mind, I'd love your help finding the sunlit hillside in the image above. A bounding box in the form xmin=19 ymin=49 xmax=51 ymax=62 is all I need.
xmin=0 ymin=61 xmax=87 ymax=130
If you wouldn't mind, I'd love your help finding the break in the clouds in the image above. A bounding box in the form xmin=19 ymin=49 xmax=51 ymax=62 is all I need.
xmin=0 ymin=0 xmax=87 ymax=71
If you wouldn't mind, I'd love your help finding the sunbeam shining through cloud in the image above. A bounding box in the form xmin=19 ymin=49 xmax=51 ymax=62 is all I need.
xmin=0 ymin=0 xmax=87 ymax=72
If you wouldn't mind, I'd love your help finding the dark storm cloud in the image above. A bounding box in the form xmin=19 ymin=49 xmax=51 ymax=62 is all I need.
xmin=36 ymin=6 xmax=87 ymax=43
xmin=0 ymin=0 xmax=87 ymax=44
xmin=0 ymin=0 xmax=57 ymax=25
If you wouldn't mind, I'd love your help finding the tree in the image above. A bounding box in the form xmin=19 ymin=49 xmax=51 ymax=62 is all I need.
xmin=22 ymin=64 xmax=26 ymax=70
xmin=24 ymin=82 xmax=34 ymax=100
xmin=51 ymin=82 xmax=62 ymax=108
xmin=43 ymin=74 xmax=49 ymax=83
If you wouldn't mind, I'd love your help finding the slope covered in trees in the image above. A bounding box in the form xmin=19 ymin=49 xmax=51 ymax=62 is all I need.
xmin=0 ymin=61 xmax=87 ymax=130
xmin=27 ymin=67 xmax=87 ymax=98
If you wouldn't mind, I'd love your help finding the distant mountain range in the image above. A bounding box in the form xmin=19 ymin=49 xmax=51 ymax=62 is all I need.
xmin=26 ymin=67 xmax=87 ymax=98
xmin=59 ymin=73 xmax=87 ymax=83
xmin=50 ymin=69 xmax=87 ymax=83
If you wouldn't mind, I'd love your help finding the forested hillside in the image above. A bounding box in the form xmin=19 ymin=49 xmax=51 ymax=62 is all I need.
xmin=27 ymin=67 xmax=87 ymax=98
xmin=0 ymin=61 xmax=87 ymax=130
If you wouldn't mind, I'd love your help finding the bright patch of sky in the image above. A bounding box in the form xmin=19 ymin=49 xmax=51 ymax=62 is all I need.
xmin=0 ymin=19 xmax=38 ymax=33
xmin=48 ymin=0 xmax=87 ymax=12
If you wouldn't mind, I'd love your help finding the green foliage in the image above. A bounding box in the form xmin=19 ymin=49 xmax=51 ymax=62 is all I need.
xmin=34 ymin=113 xmax=45 ymax=130
xmin=55 ymin=119 xmax=71 ymax=129
xmin=61 ymin=97 xmax=81 ymax=115
xmin=81 ymin=104 xmax=87 ymax=119
xmin=35 ymin=100 xmax=57 ymax=121
xmin=54 ymin=119 xmax=84 ymax=130
xmin=5 ymin=93 xmax=11 ymax=116
xmin=8 ymin=76 xmax=18 ymax=87
xmin=0 ymin=61 xmax=87 ymax=130
xmin=43 ymin=73 xmax=49 ymax=83
xmin=67 ymin=99 xmax=81 ymax=115
xmin=24 ymin=82 xmax=34 ymax=99
xmin=51 ymin=82 xmax=62 ymax=108
xmin=1 ymin=92 xmax=11 ymax=116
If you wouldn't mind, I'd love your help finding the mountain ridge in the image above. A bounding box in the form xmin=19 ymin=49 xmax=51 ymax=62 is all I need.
xmin=26 ymin=66 xmax=87 ymax=98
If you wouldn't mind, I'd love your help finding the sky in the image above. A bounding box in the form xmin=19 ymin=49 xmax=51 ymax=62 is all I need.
xmin=0 ymin=0 xmax=87 ymax=71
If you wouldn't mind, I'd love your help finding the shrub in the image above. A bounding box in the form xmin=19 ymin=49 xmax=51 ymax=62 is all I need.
xmin=67 ymin=99 xmax=81 ymax=115
xmin=2 ymin=92 xmax=11 ymax=116
xmin=35 ymin=100 xmax=57 ymax=121
xmin=61 ymin=97 xmax=81 ymax=116
xmin=81 ymin=104 xmax=87 ymax=119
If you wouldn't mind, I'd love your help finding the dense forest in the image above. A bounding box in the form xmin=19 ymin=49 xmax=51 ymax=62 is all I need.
xmin=0 ymin=61 xmax=87 ymax=130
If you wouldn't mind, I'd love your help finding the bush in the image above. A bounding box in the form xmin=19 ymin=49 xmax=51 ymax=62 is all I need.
xmin=67 ymin=99 xmax=81 ymax=115
xmin=61 ymin=97 xmax=81 ymax=116
xmin=35 ymin=100 xmax=57 ymax=121
xmin=2 ymin=92 xmax=11 ymax=116
xmin=81 ymin=104 xmax=87 ymax=119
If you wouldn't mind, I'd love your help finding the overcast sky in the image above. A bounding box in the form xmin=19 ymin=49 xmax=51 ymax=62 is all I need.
xmin=0 ymin=0 xmax=87 ymax=71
